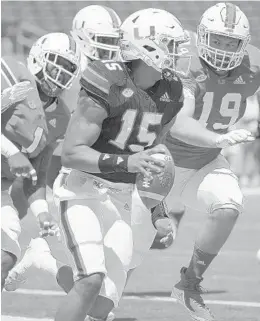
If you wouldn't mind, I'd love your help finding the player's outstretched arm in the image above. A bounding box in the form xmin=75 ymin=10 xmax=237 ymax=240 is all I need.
xmin=62 ymin=90 xmax=167 ymax=178
xmin=61 ymin=90 xmax=109 ymax=173
xmin=170 ymin=90 xmax=254 ymax=148
xmin=169 ymin=90 xmax=221 ymax=147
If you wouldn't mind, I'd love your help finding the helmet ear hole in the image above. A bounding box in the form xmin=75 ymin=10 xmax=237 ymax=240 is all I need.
xmin=143 ymin=45 xmax=156 ymax=52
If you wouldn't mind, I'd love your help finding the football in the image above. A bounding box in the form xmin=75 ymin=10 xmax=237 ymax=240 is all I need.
xmin=136 ymin=148 xmax=175 ymax=209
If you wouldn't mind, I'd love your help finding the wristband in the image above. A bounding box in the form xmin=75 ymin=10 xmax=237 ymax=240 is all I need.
xmin=30 ymin=199 xmax=49 ymax=218
xmin=98 ymin=153 xmax=129 ymax=173
xmin=1 ymin=134 xmax=20 ymax=158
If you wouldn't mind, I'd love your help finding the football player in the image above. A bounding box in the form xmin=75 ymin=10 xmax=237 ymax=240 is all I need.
xmin=153 ymin=3 xmax=259 ymax=320
xmin=3 ymin=32 xmax=81 ymax=287
xmin=1 ymin=56 xmax=50 ymax=289
xmin=71 ymin=5 xmax=177 ymax=253
xmin=52 ymin=8 xmax=186 ymax=321
xmin=4 ymin=7 xmax=124 ymax=299
xmin=49 ymin=4 xmax=123 ymax=183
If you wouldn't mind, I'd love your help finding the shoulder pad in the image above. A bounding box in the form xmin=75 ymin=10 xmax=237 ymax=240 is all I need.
xmin=175 ymin=52 xmax=201 ymax=97
xmin=189 ymin=54 xmax=207 ymax=78
xmin=175 ymin=45 xmax=205 ymax=81
xmin=242 ymin=44 xmax=260 ymax=73
xmin=162 ymin=71 xmax=183 ymax=102
xmin=80 ymin=60 xmax=127 ymax=103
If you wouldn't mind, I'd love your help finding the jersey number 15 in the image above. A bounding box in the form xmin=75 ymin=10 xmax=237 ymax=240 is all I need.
xmin=109 ymin=110 xmax=162 ymax=152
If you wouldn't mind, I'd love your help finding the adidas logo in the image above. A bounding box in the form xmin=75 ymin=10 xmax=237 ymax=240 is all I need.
xmin=117 ymin=157 xmax=124 ymax=164
xmin=124 ymin=203 xmax=130 ymax=211
xmin=160 ymin=92 xmax=171 ymax=102
xmin=233 ymin=76 xmax=245 ymax=84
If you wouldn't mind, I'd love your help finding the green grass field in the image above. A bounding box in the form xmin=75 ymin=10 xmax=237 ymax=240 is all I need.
xmin=2 ymin=190 xmax=260 ymax=321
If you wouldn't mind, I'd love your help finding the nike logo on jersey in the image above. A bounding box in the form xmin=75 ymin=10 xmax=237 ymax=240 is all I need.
xmin=233 ymin=76 xmax=246 ymax=84
xmin=160 ymin=92 xmax=172 ymax=102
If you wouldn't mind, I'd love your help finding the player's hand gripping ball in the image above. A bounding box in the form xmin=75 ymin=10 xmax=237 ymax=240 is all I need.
xmin=136 ymin=145 xmax=175 ymax=209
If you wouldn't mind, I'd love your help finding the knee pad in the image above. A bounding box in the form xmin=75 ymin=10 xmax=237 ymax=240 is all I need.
xmin=198 ymin=168 xmax=244 ymax=215
xmin=210 ymin=207 xmax=240 ymax=219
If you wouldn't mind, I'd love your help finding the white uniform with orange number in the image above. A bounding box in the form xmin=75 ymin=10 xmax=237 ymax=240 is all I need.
xmin=164 ymin=44 xmax=260 ymax=215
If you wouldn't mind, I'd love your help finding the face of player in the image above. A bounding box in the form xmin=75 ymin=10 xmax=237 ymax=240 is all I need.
xmin=208 ymin=34 xmax=241 ymax=74
xmin=95 ymin=36 xmax=120 ymax=60
xmin=131 ymin=60 xmax=161 ymax=90
xmin=41 ymin=55 xmax=78 ymax=97
xmin=209 ymin=34 xmax=240 ymax=53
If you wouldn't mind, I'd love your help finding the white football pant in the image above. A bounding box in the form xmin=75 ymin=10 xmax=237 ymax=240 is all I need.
xmin=164 ymin=154 xmax=244 ymax=214
xmin=53 ymin=169 xmax=155 ymax=307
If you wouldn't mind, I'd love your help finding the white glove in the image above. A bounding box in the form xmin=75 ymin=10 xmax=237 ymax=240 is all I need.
xmin=216 ymin=129 xmax=255 ymax=148
xmin=154 ymin=217 xmax=177 ymax=248
xmin=1 ymin=81 xmax=33 ymax=113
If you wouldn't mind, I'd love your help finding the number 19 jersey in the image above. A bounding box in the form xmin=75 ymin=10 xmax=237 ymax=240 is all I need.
xmin=80 ymin=60 xmax=184 ymax=183
xmin=166 ymin=44 xmax=260 ymax=169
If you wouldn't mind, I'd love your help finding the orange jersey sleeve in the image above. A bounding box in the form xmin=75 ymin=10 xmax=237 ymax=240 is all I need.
xmin=1 ymin=56 xmax=48 ymax=158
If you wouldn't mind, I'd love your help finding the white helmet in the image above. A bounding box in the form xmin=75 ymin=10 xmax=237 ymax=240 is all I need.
xmin=71 ymin=5 xmax=122 ymax=61
xmin=120 ymin=8 xmax=190 ymax=73
xmin=28 ymin=32 xmax=81 ymax=97
xmin=197 ymin=2 xmax=251 ymax=71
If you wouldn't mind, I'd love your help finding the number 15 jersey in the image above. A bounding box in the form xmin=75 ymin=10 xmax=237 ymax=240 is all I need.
xmin=166 ymin=44 xmax=260 ymax=169
xmin=80 ymin=60 xmax=184 ymax=183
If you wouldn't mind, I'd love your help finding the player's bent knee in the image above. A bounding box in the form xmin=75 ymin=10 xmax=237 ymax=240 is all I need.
xmin=89 ymin=295 xmax=114 ymax=320
xmin=76 ymin=272 xmax=104 ymax=297
xmin=1 ymin=250 xmax=17 ymax=287
xmin=198 ymin=170 xmax=244 ymax=215
xmin=56 ymin=265 xmax=74 ymax=293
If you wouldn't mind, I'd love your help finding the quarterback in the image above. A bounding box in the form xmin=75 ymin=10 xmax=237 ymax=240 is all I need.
xmin=1 ymin=56 xmax=49 ymax=288
xmin=5 ymin=7 xmax=177 ymax=321
xmin=154 ymin=3 xmax=259 ymax=321
xmin=52 ymin=8 xmax=186 ymax=321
